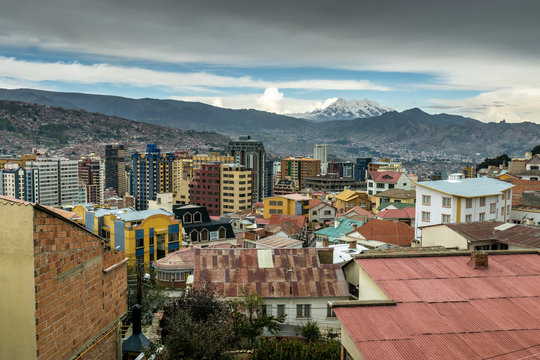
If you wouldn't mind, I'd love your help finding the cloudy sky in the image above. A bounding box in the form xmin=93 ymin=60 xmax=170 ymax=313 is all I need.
xmin=0 ymin=0 xmax=539 ymax=122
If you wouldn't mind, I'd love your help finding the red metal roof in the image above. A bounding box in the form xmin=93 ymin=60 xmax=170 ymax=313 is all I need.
xmin=377 ymin=207 xmax=415 ymax=220
xmin=334 ymin=253 xmax=540 ymax=359
xmin=355 ymin=219 xmax=414 ymax=246
xmin=369 ymin=171 xmax=403 ymax=183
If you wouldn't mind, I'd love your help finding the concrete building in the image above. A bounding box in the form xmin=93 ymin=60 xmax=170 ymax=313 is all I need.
xmin=189 ymin=163 xmax=222 ymax=216
xmin=105 ymin=143 xmax=126 ymax=196
xmin=0 ymin=164 xmax=39 ymax=202
xmin=0 ymin=195 xmax=127 ymax=360
xmin=192 ymin=153 xmax=234 ymax=169
xmin=308 ymin=199 xmax=336 ymax=224
xmin=264 ymin=160 xmax=274 ymax=198
xmin=415 ymin=177 xmax=513 ymax=240
xmin=367 ymin=171 xmax=412 ymax=196
xmin=335 ymin=189 xmax=372 ymax=213
xmin=328 ymin=161 xmax=355 ymax=179
xmin=281 ymin=156 xmax=321 ymax=190
xmin=220 ymin=163 xmax=252 ymax=214
xmin=226 ymin=135 xmax=266 ymax=202
xmin=131 ymin=144 xmax=175 ymax=210
xmin=79 ymin=154 xmax=105 ymax=204
xmin=303 ymin=173 xmax=364 ymax=193
xmin=172 ymin=157 xmax=193 ymax=205
xmin=355 ymin=157 xmax=372 ymax=182
xmin=26 ymin=158 xmax=79 ymax=206
xmin=510 ymin=190 xmax=540 ymax=226
xmin=0 ymin=153 xmax=37 ymax=168
xmin=313 ymin=144 xmax=328 ymax=175
xmin=263 ymin=194 xmax=311 ymax=219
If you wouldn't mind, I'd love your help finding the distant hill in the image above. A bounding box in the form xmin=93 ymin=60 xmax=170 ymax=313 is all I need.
xmin=293 ymin=98 xmax=393 ymax=122
xmin=0 ymin=100 xmax=229 ymax=156
xmin=1 ymin=88 xmax=539 ymax=158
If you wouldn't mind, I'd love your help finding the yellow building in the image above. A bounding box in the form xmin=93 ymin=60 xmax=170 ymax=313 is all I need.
xmin=368 ymin=161 xmax=403 ymax=173
xmin=192 ymin=153 xmax=234 ymax=169
xmin=220 ymin=163 xmax=252 ymax=214
xmin=335 ymin=189 xmax=372 ymax=213
xmin=173 ymin=158 xmax=193 ymax=205
xmin=370 ymin=188 xmax=416 ymax=214
xmin=463 ymin=166 xmax=476 ymax=178
xmin=81 ymin=207 xmax=181 ymax=267
xmin=263 ymin=194 xmax=310 ymax=219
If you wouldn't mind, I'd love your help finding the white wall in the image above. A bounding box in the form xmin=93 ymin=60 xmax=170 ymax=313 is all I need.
xmin=421 ymin=225 xmax=469 ymax=249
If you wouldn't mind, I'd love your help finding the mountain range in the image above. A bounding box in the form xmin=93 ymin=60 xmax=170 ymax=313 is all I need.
xmin=0 ymin=88 xmax=538 ymax=158
xmin=293 ymin=98 xmax=393 ymax=122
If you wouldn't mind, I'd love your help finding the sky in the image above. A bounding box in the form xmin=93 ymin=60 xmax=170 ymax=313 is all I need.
xmin=0 ymin=0 xmax=539 ymax=122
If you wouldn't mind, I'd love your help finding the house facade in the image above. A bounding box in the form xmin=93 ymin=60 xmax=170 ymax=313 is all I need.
xmin=415 ymin=178 xmax=513 ymax=240
xmin=366 ymin=171 xmax=411 ymax=196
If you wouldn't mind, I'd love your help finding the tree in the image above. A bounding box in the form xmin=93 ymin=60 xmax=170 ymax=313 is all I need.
xmin=300 ymin=321 xmax=321 ymax=342
xmin=126 ymin=273 xmax=169 ymax=326
xmin=476 ymin=153 xmax=511 ymax=171
xmin=249 ymin=337 xmax=341 ymax=360
xmin=531 ymin=145 xmax=540 ymax=156
xmin=231 ymin=292 xmax=285 ymax=348
xmin=157 ymin=283 xmax=235 ymax=360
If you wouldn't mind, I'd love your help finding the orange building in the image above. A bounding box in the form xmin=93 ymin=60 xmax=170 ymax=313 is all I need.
xmin=281 ymin=157 xmax=321 ymax=189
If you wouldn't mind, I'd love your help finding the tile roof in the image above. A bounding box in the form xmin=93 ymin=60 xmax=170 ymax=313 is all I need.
xmin=343 ymin=206 xmax=375 ymax=219
xmin=443 ymin=221 xmax=540 ymax=248
xmin=355 ymin=219 xmax=414 ymax=246
xmin=308 ymin=199 xmax=322 ymax=208
xmin=369 ymin=171 xmax=403 ymax=183
xmin=377 ymin=207 xmax=415 ymax=220
xmin=372 ymin=188 xmax=416 ymax=199
xmin=193 ymin=248 xmax=349 ymax=298
xmin=334 ymin=253 xmax=540 ymax=360
xmin=416 ymin=178 xmax=513 ymax=197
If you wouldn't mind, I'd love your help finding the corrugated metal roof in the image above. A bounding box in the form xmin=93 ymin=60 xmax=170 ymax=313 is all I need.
xmin=335 ymin=253 xmax=540 ymax=359
xmin=416 ymin=177 xmax=513 ymax=197
xmin=255 ymin=235 xmax=303 ymax=248
xmin=115 ymin=208 xmax=174 ymax=221
xmin=193 ymin=248 xmax=349 ymax=298
xmin=444 ymin=221 xmax=540 ymax=248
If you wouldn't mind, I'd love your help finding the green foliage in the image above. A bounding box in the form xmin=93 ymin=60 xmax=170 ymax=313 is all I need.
xmin=249 ymin=338 xmax=341 ymax=360
xmin=159 ymin=284 xmax=235 ymax=360
xmin=476 ymin=153 xmax=511 ymax=171
xmin=300 ymin=321 xmax=321 ymax=342
xmin=532 ymin=145 xmax=540 ymax=156
xmin=127 ymin=271 xmax=169 ymax=326
xmin=231 ymin=292 xmax=286 ymax=348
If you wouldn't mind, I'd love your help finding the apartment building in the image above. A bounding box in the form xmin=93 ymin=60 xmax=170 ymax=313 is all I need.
xmin=367 ymin=171 xmax=411 ymax=195
xmin=105 ymin=143 xmax=126 ymax=196
xmin=79 ymin=154 xmax=105 ymax=204
xmin=415 ymin=177 xmax=513 ymax=240
xmin=227 ymin=136 xmax=267 ymax=202
xmin=263 ymin=193 xmax=310 ymax=219
xmin=0 ymin=164 xmax=39 ymax=202
xmin=26 ymin=158 xmax=79 ymax=206
xmin=281 ymin=156 xmax=321 ymax=190
xmin=220 ymin=163 xmax=252 ymax=214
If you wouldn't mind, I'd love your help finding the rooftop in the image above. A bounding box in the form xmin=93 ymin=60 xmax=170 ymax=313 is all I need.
xmin=279 ymin=193 xmax=311 ymax=201
xmin=193 ymin=248 xmax=349 ymax=298
xmin=355 ymin=219 xmax=414 ymax=246
xmin=334 ymin=252 xmax=540 ymax=360
xmin=416 ymin=177 xmax=514 ymax=197
xmin=377 ymin=207 xmax=415 ymax=220
xmin=372 ymin=188 xmax=416 ymax=199
xmin=343 ymin=206 xmax=375 ymax=219
xmin=114 ymin=208 xmax=174 ymax=221
xmin=377 ymin=201 xmax=416 ymax=211
xmin=369 ymin=171 xmax=403 ymax=183
xmin=250 ymin=235 xmax=304 ymax=249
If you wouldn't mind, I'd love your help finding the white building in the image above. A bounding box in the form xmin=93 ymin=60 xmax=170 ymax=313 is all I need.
xmin=415 ymin=177 xmax=513 ymax=240
xmin=27 ymin=158 xmax=79 ymax=206
xmin=313 ymin=144 xmax=328 ymax=175
xmin=367 ymin=171 xmax=412 ymax=196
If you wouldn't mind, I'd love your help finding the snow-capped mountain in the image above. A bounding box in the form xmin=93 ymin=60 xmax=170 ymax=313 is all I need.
xmin=294 ymin=98 xmax=393 ymax=122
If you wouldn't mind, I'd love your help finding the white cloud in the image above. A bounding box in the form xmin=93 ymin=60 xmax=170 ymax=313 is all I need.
xmin=430 ymin=87 xmax=540 ymax=123
xmin=255 ymin=87 xmax=283 ymax=113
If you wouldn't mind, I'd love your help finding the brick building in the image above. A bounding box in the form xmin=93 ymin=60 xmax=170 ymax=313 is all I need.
xmin=189 ymin=163 xmax=221 ymax=216
xmin=0 ymin=195 xmax=127 ymax=360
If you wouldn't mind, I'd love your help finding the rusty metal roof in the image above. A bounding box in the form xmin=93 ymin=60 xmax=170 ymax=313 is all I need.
xmin=355 ymin=219 xmax=414 ymax=246
xmin=334 ymin=253 xmax=540 ymax=359
xmin=445 ymin=221 xmax=540 ymax=248
xmin=193 ymin=248 xmax=349 ymax=298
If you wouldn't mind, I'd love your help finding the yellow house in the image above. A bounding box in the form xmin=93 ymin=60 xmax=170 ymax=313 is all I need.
xmin=335 ymin=189 xmax=371 ymax=214
xmin=82 ymin=207 xmax=181 ymax=268
xmin=263 ymin=194 xmax=310 ymax=219
xmin=370 ymin=188 xmax=416 ymax=214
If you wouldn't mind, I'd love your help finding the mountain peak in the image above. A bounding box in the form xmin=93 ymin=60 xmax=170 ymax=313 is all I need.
xmin=294 ymin=98 xmax=393 ymax=122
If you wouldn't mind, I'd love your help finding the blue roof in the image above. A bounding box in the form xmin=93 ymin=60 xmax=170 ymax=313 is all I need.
xmin=314 ymin=217 xmax=364 ymax=241
xmin=115 ymin=208 xmax=174 ymax=221
xmin=94 ymin=207 xmax=135 ymax=218
xmin=416 ymin=178 xmax=513 ymax=197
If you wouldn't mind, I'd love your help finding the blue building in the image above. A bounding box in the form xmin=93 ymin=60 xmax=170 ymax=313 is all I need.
xmin=265 ymin=160 xmax=274 ymax=198
xmin=355 ymin=157 xmax=372 ymax=182
xmin=131 ymin=144 xmax=175 ymax=210
xmin=0 ymin=166 xmax=38 ymax=202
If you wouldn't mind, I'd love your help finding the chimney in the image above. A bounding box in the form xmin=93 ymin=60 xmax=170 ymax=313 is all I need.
xmin=468 ymin=252 xmax=488 ymax=268
xmin=322 ymin=236 xmax=329 ymax=248
xmin=349 ymin=240 xmax=357 ymax=249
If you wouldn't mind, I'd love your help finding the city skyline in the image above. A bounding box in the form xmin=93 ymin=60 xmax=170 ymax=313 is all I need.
xmin=0 ymin=0 xmax=539 ymax=123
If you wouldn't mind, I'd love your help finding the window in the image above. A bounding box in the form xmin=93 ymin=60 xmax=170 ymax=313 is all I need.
xmin=277 ymin=304 xmax=285 ymax=317
xmin=490 ymin=203 xmax=496 ymax=213
xmin=323 ymin=210 xmax=331 ymax=215
xmin=219 ymin=227 xmax=226 ymax=239
xmin=200 ymin=229 xmax=209 ymax=241
xmin=136 ymin=254 xmax=144 ymax=266
xmin=465 ymin=198 xmax=472 ymax=208
xmin=442 ymin=214 xmax=451 ymax=223
xmin=465 ymin=215 xmax=472 ymax=223
xmin=277 ymin=201 xmax=283 ymax=206
xmin=173 ymin=272 xmax=185 ymax=282
xmin=194 ymin=212 xmax=202 ymax=222
xmin=296 ymin=304 xmax=311 ymax=318
xmin=183 ymin=213 xmax=192 ymax=223
xmin=312 ymin=211 xmax=317 ymax=215
xmin=190 ymin=230 xmax=198 ymax=242
xmin=168 ymin=233 xmax=179 ymax=243
xmin=442 ymin=197 xmax=451 ymax=208
xmin=269 ymin=209 xmax=276 ymax=214
xmin=327 ymin=304 xmax=336 ymax=318
xmin=507 ymin=205 xmax=511 ymax=214
xmin=136 ymin=236 xmax=144 ymax=248
xmin=368 ymin=182 xmax=373 ymax=188
xmin=474 ymin=244 xmax=490 ymax=251
xmin=149 ymin=235 xmax=154 ymax=246
xmin=422 ymin=195 xmax=431 ymax=205
xmin=269 ymin=200 xmax=276 ymax=206
xmin=480 ymin=197 xmax=486 ymax=206
xmin=479 ymin=212 xmax=485 ymax=221
xmin=421 ymin=211 xmax=430 ymax=222
xmin=158 ymin=271 xmax=169 ymax=281
xmin=388 ymin=184 xmax=394 ymax=189
xmin=376 ymin=183 xmax=385 ymax=189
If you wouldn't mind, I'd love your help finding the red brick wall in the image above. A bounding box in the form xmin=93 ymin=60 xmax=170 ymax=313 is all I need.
xmin=33 ymin=208 xmax=127 ymax=360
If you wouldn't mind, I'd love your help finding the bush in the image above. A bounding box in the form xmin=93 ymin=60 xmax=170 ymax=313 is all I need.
xmin=249 ymin=337 xmax=340 ymax=360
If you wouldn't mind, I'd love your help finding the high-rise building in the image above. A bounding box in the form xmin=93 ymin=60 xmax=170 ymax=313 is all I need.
xmin=265 ymin=160 xmax=274 ymax=198
xmin=220 ymin=163 xmax=252 ymax=214
xmin=355 ymin=157 xmax=372 ymax=182
xmin=281 ymin=157 xmax=321 ymax=189
xmin=463 ymin=165 xmax=476 ymax=178
xmin=314 ymin=144 xmax=328 ymax=175
xmin=26 ymin=158 xmax=79 ymax=206
xmin=189 ymin=163 xmax=222 ymax=216
xmin=0 ymin=164 xmax=39 ymax=202
xmin=78 ymin=154 xmax=105 ymax=204
xmin=192 ymin=153 xmax=234 ymax=169
xmin=226 ymin=136 xmax=266 ymax=202
xmin=105 ymin=144 xmax=126 ymax=196
xmin=131 ymin=144 xmax=175 ymax=210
